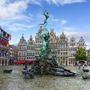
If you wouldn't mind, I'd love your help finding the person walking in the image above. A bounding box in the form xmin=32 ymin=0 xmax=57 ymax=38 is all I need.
xmin=82 ymin=63 xmax=85 ymax=69
xmin=78 ymin=63 xmax=81 ymax=70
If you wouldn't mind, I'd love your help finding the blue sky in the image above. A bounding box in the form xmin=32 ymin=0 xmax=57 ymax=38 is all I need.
xmin=0 ymin=0 xmax=90 ymax=49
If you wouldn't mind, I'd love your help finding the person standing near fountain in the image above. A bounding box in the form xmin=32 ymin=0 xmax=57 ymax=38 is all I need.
xmin=78 ymin=63 xmax=81 ymax=70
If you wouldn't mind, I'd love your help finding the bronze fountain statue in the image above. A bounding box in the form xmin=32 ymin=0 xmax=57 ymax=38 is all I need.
xmin=23 ymin=10 xmax=76 ymax=78
xmin=30 ymin=9 xmax=76 ymax=76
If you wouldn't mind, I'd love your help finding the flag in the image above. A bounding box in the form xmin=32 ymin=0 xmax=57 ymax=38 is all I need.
xmin=3 ymin=40 xmax=7 ymax=46
xmin=5 ymin=33 xmax=8 ymax=38
xmin=6 ymin=44 xmax=9 ymax=47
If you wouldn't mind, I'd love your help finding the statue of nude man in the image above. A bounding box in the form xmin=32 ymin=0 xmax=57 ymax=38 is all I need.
xmin=39 ymin=9 xmax=50 ymax=27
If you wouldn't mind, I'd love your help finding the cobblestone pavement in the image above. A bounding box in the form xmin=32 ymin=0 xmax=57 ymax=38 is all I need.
xmin=0 ymin=65 xmax=90 ymax=90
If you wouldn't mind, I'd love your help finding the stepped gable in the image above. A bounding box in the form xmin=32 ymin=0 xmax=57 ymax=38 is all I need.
xmin=18 ymin=34 xmax=27 ymax=45
xmin=77 ymin=36 xmax=86 ymax=48
xmin=59 ymin=30 xmax=68 ymax=42
xmin=49 ymin=29 xmax=57 ymax=43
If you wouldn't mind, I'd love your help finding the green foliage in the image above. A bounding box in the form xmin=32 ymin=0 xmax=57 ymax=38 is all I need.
xmin=74 ymin=47 xmax=88 ymax=61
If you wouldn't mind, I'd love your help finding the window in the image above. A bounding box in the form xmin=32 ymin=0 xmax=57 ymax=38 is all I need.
xmin=51 ymin=39 xmax=53 ymax=41
xmin=19 ymin=52 xmax=21 ymax=56
xmin=19 ymin=46 xmax=21 ymax=50
xmin=61 ymin=52 xmax=62 ymax=55
xmin=66 ymin=52 xmax=67 ymax=55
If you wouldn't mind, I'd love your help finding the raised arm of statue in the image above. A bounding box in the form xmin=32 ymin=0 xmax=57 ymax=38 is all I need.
xmin=43 ymin=9 xmax=49 ymax=21
xmin=43 ymin=9 xmax=48 ymax=15
xmin=39 ymin=9 xmax=50 ymax=27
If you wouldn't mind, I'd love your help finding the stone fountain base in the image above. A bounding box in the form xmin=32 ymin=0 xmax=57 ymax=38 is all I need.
xmin=30 ymin=56 xmax=76 ymax=76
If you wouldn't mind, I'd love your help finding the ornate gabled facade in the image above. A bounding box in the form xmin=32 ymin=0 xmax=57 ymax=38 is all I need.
xmin=77 ymin=37 xmax=86 ymax=48
xmin=27 ymin=34 xmax=35 ymax=60
xmin=18 ymin=27 xmax=86 ymax=65
xmin=49 ymin=29 xmax=58 ymax=58
xmin=69 ymin=36 xmax=77 ymax=65
xmin=34 ymin=25 xmax=42 ymax=57
xmin=18 ymin=34 xmax=27 ymax=60
xmin=57 ymin=31 xmax=68 ymax=65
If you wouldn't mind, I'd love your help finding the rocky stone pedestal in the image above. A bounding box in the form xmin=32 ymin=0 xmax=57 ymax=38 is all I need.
xmin=31 ymin=56 xmax=76 ymax=76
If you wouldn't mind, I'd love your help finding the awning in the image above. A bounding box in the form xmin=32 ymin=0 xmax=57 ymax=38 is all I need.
xmin=26 ymin=60 xmax=35 ymax=62
xmin=13 ymin=60 xmax=35 ymax=63
xmin=14 ymin=60 xmax=25 ymax=63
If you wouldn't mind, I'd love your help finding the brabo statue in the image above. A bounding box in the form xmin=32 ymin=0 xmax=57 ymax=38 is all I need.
xmin=38 ymin=9 xmax=50 ymax=58
xmin=39 ymin=9 xmax=50 ymax=27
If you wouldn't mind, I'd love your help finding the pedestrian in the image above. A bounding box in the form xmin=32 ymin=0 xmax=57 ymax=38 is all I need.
xmin=78 ymin=63 xmax=81 ymax=70
xmin=82 ymin=63 xmax=85 ymax=69
xmin=74 ymin=62 xmax=77 ymax=66
xmin=84 ymin=63 xmax=87 ymax=67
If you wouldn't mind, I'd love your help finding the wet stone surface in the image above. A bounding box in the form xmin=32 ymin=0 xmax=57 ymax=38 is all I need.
xmin=0 ymin=65 xmax=90 ymax=90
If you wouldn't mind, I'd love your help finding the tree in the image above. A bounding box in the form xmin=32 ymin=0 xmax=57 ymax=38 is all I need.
xmin=74 ymin=47 xmax=88 ymax=62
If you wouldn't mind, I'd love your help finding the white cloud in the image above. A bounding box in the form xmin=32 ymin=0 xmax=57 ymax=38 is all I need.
xmin=56 ymin=31 xmax=90 ymax=40
xmin=10 ymin=37 xmax=19 ymax=41
xmin=9 ymin=27 xmax=27 ymax=31
xmin=0 ymin=0 xmax=86 ymax=19
xmin=50 ymin=15 xmax=59 ymax=22
xmin=0 ymin=14 xmax=34 ymax=32
xmin=61 ymin=20 xmax=67 ymax=25
xmin=63 ymin=26 xmax=79 ymax=31
xmin=0 ymin=0 xmax=28 ymax=19
xmin=28 ymin=0 xmax=42 ymax=6
xmin=45 ymin=0 xmax=86 ymax=6
xmin=9 ymin=37 xmax=19 ymax=45
xmin=37 ymin=12 xmax=44 ymax=21
xmin=11 ymin=15 xmax=33 ymax=21
xmin=0 ymin=20 xmax=12 ymax=27
xmin=0 ymin=14 xmax=33 ymax=27
xmin=86 ymin=42 xmax=90 ymax=50
xmin=0 ymin=0 xmax=43 ymax=19
xmin=56 ymin=26 xmax=79 ymax=32
xmin=9 ymin=23 xmax=36 ymax=31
